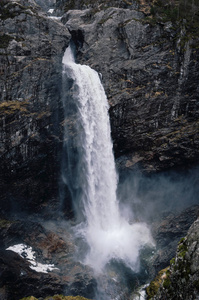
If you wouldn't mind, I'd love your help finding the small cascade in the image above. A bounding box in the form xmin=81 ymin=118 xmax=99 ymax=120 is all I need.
xmin=61 ymin=45 xmax=153 ymax=273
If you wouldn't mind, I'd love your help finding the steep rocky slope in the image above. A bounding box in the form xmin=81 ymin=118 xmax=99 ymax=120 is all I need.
xmin=60 ymin=0 xmax=199 ymax=172
xmin=1 ymin=0 xmax=199 ymax=213
xmin=0 ymin=0 xmax=70 ymax=216
xmin=147 ymin=217 xmax=199 ymax=299
xmin=0 ymin=218 xmax=96 ymax=300
xmin=1 ymin=0 xmax=199 ymax=299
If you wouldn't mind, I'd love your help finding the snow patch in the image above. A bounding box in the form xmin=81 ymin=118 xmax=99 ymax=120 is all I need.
xmin=48 ymin=8 xmax=54 ymax=14
xmin=6 ymin=243 xmax=59 ymax=273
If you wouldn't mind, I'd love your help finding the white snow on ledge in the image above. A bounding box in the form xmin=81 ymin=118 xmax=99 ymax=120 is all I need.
xmin=48 ymin=8 xmax=54 ymax=14
xmin=6 ymin=244 xmax=59 ymax=274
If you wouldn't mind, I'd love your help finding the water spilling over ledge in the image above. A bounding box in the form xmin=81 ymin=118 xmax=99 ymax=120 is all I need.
xmin=61 ymin=45 xmax=154 ymax=274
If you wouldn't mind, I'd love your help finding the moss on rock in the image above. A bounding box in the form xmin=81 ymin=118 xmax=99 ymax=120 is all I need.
xmin=0 ymin=100 xmax=29 ymax=116
xmin=146 ymin=267 xmax=169 ymax=299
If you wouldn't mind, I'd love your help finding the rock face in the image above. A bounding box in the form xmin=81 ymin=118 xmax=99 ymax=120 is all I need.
xmin=0 ymin=0 xmax=70 ymax=216
xmin=150 ymin=205 xmax=199 ymax=277
xmin=1 ymin=0 xmax=199 ymax=299
xmin=149 ymin=217 xmax=199 ymax=299
xmin=61 ymin=3 xmax=199 ymax=172
xmin=0 ymin=218 xmax=96 ymax=300
xmin=1 ymin=0 xmax=199 ymax=213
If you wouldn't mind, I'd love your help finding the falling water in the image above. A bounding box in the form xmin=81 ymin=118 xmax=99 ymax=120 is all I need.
xmin=62 ymin=45 xmax=153 ymax=273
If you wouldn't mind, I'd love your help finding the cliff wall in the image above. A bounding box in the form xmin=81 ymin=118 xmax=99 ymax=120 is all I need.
xmin=60 ymin=0 xmax=199 ymax=172
xmin=1 ymin=0 xmax=199 ymax=217
xmin=1 ymin=0 xmax=199 ymax=299
xmin=0 ymin=0 xmax=70 ymax=215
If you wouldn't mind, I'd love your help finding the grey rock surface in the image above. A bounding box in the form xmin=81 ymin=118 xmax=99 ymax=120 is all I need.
xmin=62 ymin=5 xmax=199 ymax=172
xmin=151 ymin=216 xmax=199 ymax=299
xmin=150 ymin=205 xmax=199 ymax=277
xmin=0 ymin=0 xmax=70 ymax=215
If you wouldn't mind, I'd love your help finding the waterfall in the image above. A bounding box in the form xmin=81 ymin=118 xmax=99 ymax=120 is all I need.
xmin=62 ymin=45 xmax=153 ymax=273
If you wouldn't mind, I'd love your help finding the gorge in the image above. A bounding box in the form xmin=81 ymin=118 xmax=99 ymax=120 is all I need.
xmin=0 ymin=0 xmax=199 ymax=299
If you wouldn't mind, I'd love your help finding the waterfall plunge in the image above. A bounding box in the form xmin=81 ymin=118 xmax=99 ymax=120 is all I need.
xmin=62 ymin=46 xmax=153 ymax=273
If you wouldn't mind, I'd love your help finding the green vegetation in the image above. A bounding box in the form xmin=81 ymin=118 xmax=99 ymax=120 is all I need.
xmin=162 ymin=269 xmax=171 ymax=289
xmin=146 ymin=267 xmax=169 ymax=299
xmin=178 ymin=237 xmax=185 ymax=244
xmin=178 ymin=238 xmax=188 ymax=259
xmin=170 ymin=257 xmax=175 ymax=265
xmin=175 ymin=238 xmax=191 ymax=280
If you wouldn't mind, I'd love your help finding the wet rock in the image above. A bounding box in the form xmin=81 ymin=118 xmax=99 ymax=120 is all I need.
xmin=150 ymin=205 xmax=199 ymax=277
xmin=0 ymin=218 xmax=96 ymax=300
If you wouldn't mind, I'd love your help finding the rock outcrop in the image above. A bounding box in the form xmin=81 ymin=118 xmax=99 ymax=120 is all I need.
xmin=150 ymin=205 xmax=199 ymax=277
xmin=147 ymin=217 xmax=199 ymax=299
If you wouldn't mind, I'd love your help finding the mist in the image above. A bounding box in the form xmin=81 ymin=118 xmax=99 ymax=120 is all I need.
xmin=117 ymin=165 xmax=199 ymax=223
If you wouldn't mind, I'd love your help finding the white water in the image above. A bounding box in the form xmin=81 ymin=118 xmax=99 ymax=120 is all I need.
xmin=62 ymin=46 xmax=153 ymax=273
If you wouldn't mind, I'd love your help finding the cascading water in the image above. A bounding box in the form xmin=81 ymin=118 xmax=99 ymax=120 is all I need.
xmin=61 ymin=45 xmax=153 ymax=273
